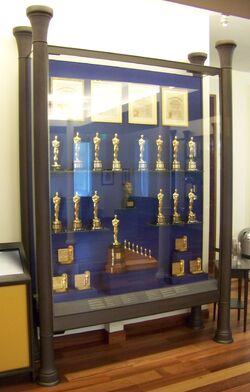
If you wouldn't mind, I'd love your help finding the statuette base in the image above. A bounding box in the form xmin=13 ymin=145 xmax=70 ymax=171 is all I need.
xmin=172 ymin=213 xmax=183 ymax=224
xmin=106 ymin=244 xmax=126 ymax=274
xmin=51 ymin=163 xmax=61 ymax=170
xmin=187 ymin=159 xmax=197 ymax=171
xmin=172 ymin=160 xmax=181 ymax=171
xmin=157 ymin=215 xmax=167 ymax=225
xmin=93 ymin=159 xmax=102 ymax=171
xmin=92 ymin=217 xmax=102 ymax=230
xmin=138 ymin=161 xmax=148 ymax=171
xmin=155 ymin=160 xmax=166 ymax=171
xmin=187 ymin=212 xmax=198 ymax=224
xmin=112 ymin=160 xmax=122 ymax=171
xmin=73 ymin=219 xmax=83 ymax=231
xmin=74 ymin=160 xmax=83 ymax=169
xmin=52 ymin=220 xmax=63 ymax=233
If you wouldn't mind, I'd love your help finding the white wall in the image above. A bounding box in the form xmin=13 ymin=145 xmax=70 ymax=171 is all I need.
xmin=232 ymin=70 xmax=250 ymax=237
xmin=0 ymin=0 xmax=210 ymax=243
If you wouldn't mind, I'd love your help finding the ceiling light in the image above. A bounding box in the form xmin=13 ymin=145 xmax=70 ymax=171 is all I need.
xmin=220 ymin=14 xmax=229 ymax=28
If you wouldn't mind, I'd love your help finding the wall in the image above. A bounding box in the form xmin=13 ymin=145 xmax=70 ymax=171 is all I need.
xmin=0 ymin=0 xmax=210 ymax=243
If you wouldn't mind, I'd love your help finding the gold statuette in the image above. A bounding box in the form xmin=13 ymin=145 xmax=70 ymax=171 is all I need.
xmin=92 ymin=190 xmax=102 ymax=229
xmin=106 ymin=214 xmax=126 ymax=273
xmin=74 ymin=271 xmax=91 ymax=290
xmin=172 ymin=188 xmax=183 ymax=224
xmin=73 ymin=132 xmax=83 ymax=169
xmin=73 ymin=192 xmax=83 ymax=231
xmin=175 ymin=236 xmax=188 ymax=252
xmin=58 ymin=245 xmax=74 ymax=264
xmin=187 ymin=187 xmax=197 ymax=223
xmin=112 ymin=133 xmax=122 ymax=171
xmin=93 ymin=132 xmax=102 ymax=171
xmin=187 ymin=136 xmax=197 ymax=171
xmin=157 ymin=188 xmax=167 ymax=225
xmin=189 ymin=257 xmax=203 ymax=274
xmin=172 ymin=260 xmax=185 ymax=277
xmin=155 ymin=135 xmax=166 ymax=171
xmin=138 ymin=134 xmax=148 ymax=171
xmin=172 ymin=135 xmax=181 ymax=171
xmin=52 ymin=192 xmax=63 ymax=232
xmin=51 ymin=135 xmax=61 ymax=169
xmin=53 ymin=273 xmax=68 ymax=293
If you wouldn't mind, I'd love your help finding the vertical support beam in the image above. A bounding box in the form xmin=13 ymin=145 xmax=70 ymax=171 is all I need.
xmin=214 ymin=40 xmax=236 ymax=344
xmin=12 ymin=27 xmax=33 ymax=266
xmin=26 ymin=6 xmax=59 ymax=385
xmin=187 ymin=52 xmax=207 ymax=329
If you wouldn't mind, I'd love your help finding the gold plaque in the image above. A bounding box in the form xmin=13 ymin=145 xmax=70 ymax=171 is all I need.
xmin=172 ymin=260 xmax=185 ymax=277
xmin=175 ymin=236 xmax=188 ymax=252
xmin=52 ymin=273 xmax=68 ymax=293
xmin=74 ymin=271 xmax=91 ymax=290
xmin=189 ymin=257 xmax=203 ymax=274
xmin=58 ymin=245 xmax=74 ymax=264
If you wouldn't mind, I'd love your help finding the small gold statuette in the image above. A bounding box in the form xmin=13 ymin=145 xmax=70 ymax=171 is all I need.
xmin=123 ymin=181 xmax=134 ymax=208
xmin=157 ymin=188 xmax=167 ymax=225
xmin=51 ymin=135 xmax=61 ymax=169
xmin=155 ymin=135 xmax=166 ymax=171
xmin=187 ymin=136 xmax=197 ymax=171
xmin=58 ymin=245 xmax=74 ymax=264
xmin=73 ymin=132 xmax=83 ymax=169
xmin=53 ymin=273 xmax=68 ymax=293
xmin=73 ymin=192 xmax=83 ymax=231
xmin=175 ymin=235 xmax=188 ymax=252
xmin=189 ymin=257 xmax=203 ymax=274
xmin=106 ymin=214 xmax=126 ymax=273
xmin=93 ymin=132 xmax=102 ymax=171
xmin=172 ymin=188 xmax=183 ymax=224
xmin=172 ymin=135 xmax=181 ymax=171
xmin=112 ymin=133 xmax=122 ymax=171
xmin=187 ymin=187 xmax=198 ymax=223
xmin=74 ymin=271 xmax=91 ymax=290
xmin=172 ymin=260 xmax=185 ymax=277
xmin=138 ymin=134 xmax=148 ymax=171
xmin=92 ymin=190 xmax=102 ymax=230
xmin=52 ymin=192 xmax=63 ymax=232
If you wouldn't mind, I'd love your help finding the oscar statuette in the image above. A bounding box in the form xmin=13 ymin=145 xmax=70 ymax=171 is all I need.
xmin=93 ymin=132 xmax=102 ymax=171
xmin=157 ymin=188 xmax=167 ymax=225
xmin=52 ymin=192 xmax=63 ymax=232
xmin=92 ymin=190 xmax=102 ymax=230
xmin=73 ymin=132 xmax=83 ymax=169
xmin=51 ymin=135 xmax=61 ymax=169
xmin=72 ymin=192 xmax=83 ymax=231
xmin=187 ymin=187 xmax=198 ymax=223
xmin=155 ymin=135 xmax=166 ymax=171
xmin=172 ymin=188 xmax=183 ymax=224
xmin=138 ymin=134 xmax=148 ymax=171
xmin=106 ymin=214 xmax=126 ymax=273
xmin=112 ymin=133 xmax=122 ymax=171
xmin=187 ymin=136 xmax=197 ymax=171
xmin=172 ymin=135 xmax=181 ymax=171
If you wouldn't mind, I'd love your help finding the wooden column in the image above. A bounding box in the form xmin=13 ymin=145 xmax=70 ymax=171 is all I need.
xmin=12 ymin=27 xmax=33 ymax=266
xmin=26 ymin=6 xmax=59 ymax=385
xmin=214 ymin=41 xmax=236 ymax=344
xmin=187 ymin=51 xmax=207 ymax=329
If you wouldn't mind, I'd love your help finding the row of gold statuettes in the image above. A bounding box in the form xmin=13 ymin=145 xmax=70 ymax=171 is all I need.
xmin=51 ymin=132 xmax=198 ymax=172
xmin=52 ymin=186 xmax=198 ymax=233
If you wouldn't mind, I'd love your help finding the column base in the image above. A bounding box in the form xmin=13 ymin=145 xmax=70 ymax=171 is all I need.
xmin=187 ymin=306 xmax=204 ymax=329
xmin=214 ymin=328 xmax=233 ymax=344
xmin=37 ymin=368 xmax=59 ymax=386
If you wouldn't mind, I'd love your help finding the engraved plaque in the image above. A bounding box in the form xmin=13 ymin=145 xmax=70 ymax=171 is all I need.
xmin=189 ymin=257 xmax=203 ymax=274
xmin=74 ymin=271 xmax=91 ymax=290
xmin=171 ymin=260 xmax=185 ymax=277
xmin=52 ymin=273 xmax=68 ymax=293
xmin=175 ymin=236 xmax=188 ymax=252
xmin=58 ymin=245 xmax=74 ymax=264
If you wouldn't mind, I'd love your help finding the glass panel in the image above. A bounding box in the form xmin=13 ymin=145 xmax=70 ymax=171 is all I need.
xmin=0 ymin=250 xmax=24 ymax=276
xmin=48 ymin=54 xmax=220 ymax=309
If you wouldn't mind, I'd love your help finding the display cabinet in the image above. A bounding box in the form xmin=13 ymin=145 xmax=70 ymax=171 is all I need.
xmin=14 ymin=5 xmax=236 ymax=386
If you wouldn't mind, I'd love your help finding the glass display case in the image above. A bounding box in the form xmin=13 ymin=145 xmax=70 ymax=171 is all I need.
xmin=46 ymin=50 xmax=219 ymax=331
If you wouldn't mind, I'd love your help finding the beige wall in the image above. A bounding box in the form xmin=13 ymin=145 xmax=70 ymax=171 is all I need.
xmin=0 ymin=0 xmax=210 ymax=243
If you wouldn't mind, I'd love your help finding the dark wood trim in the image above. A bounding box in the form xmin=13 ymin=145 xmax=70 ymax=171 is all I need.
xmin=47 ymin=45 xmax=220 ymax=76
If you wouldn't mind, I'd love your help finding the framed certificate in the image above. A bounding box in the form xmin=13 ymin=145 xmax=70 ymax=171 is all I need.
xmin=162 ymin=87 xmax=189 ymax=127
xmin=49 ymin=77 xmax=85 ymax=121
xmin=128 ymin=83 xmax=158 ymax=125
xmin=91 ymin=80 xmax=122 ymax=123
